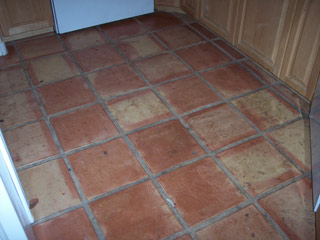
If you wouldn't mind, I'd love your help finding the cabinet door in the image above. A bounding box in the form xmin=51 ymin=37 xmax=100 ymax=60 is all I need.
xmin=181 ymin=0 xmax=199 ymax=18
xmin=198 ymin=0 xmax=239 ymax=43
xmin=280 ymin=0 xmax=320 ymax=100
xmin=155 ymin=0 xmax=180 ymax=7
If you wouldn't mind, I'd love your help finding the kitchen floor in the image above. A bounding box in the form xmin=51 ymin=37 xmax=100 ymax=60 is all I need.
xmin=0 ymin=11 xmax=315 ymax=240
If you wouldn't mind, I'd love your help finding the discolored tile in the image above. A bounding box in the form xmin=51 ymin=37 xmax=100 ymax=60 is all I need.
xmin=242 ymin=60 xmax=278 ymax=84
xmin=259 ymin=178 xmax=315 ymax=240
xmin=107 ymin=90 xmax=172 ymax=131
xmin=100 ymin=18 xmax=146 ymax=40
xmin=268 ymin=119 xmax=311 ymax=171
xmin=27 ymin=54 xmax=80 ymax=86
xmin=176 ymin=43 xmax=231 ymax=71
xmin=51 ymin=105 xmax=119 ymax=151
xmin=138 ymin=12 xmax=182 ymax=31
xmin=61 ymin=27 xmax=105 ymax=51
xmin=232 ymin=89 xmax=300 ymax=130
xmin=129 ymin=120 xmax=205 ymax=173
xmin=33 ymin=208 xmax=97 ymax=240
xmin=214 ymin=40 xmax=244 ymax=60
xmin=190 ymin=23 xmax=217 ymax=39
xmin=73 ymin=44 xmax=124 ymax=72
xmin=0 ymin=45 xmax=20 ymax=68
xmin=157 ymin=76 xmax=220 ymax=113
xmin=4 ymin=121 xmax=59 ymax=168
xmin=217 ymin=137 xmax=301 ymax=196
xmin=117 ymin=35 xmax=165 ymax=60
xmin=90 ymin=181 xmax=182 ymax=240
xmin=87 ymin=64 xmax=146 ymax=98
xmin=201 ymin=64 xmax=263 ymax=98
xmin=158 ymin=158 xmax=246 ymax=226
xmin=135 ymin=53 xmax=191 ymax=84
xmin=19 ymin=158 xmax=81 ymax=219
xmin=0 ymin=66 xmax=29 ymax=95
xmin=37 ymin=76 xmax=96 ymax=115
xmin=69 ymin=138 xmax=146 ymax=199
xmin=184 ymin=104 xmax=256 ymax=151
xmin=175 ymin=235 xmax=192 ymax=240
xmin=0 ymin=91 xmax=42 ymax=129
xmin=197 ymin=205 xmax=282 ymax=240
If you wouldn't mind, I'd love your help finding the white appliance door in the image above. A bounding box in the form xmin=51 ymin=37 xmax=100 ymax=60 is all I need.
xmin=51 ymin=0 xmax=154 ymax=34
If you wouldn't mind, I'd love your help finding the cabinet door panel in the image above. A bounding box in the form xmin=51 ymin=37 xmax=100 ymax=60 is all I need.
xmin=155 ymin=0 xmax=180 ymax=7
xmin=181 ymin=0 xmax=199 ymax=18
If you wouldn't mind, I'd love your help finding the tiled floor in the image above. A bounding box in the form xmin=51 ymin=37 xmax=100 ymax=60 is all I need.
xmin=0 ymin=11 xmax=314 ymax=240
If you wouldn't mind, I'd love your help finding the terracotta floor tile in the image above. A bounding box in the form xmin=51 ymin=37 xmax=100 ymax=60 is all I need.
xmin=0 ymin=91 xmax=42 ymax=129
xmin=217 ymin=137 xmax=301 ymax=196
xmin=19 ymin=158 xmax=81 ymax=219
xmin=0 ymin=45 xmax=20 ymax=68
xmin=73 ymin=44 xmax=124 ymax=72
xmin=157 ymin=76 xmax=220 ymax=113
xmin=155 ymin=25 xmax=204 ymax=49
xmin=268 ymin=119 xmax=311 ymax=171
xmin=100 ymin=18 xmax=146 ymax=40
xmin=242 ymin=60 xmax=278 ymax=84
xmin=27 ymin=54 xmax=80 ymax=86
xmin=4 ymin=121 xmax=59 ymax=168
xmin=184 ymin=104 xmax=256 ymax=151
xmin=174 ymin=13 xmax=195 ymax=24
xmin=51 ymin=105 xmax=119 ymax=151
xmin=107 ymin=90 xmax=172 ymax=131
xmin=61 ymin=27 xmax=106 ymax=51
xmin=138 ymin=12 xmax=182 ymax=30
xmin=38 ymin=76 xmax=96 ymax=115
xmin=134 ymin=53 xmax=191 ymax=84
xmin=259 ymin=178 xmax=315 ymax=240
xmin=90 ymin=181 xmax=182 ymax=240
xmin=190 ymin=23 xmax=217 ymax=39
xmin=87 ymin=64 xmax=146 ymax=98
xmin=117 ymin=35 xmax=165 ymax=60
xmin=201 ymin=64 xmax=263 ymax=98
xmin=232 ymin=89 xmax=300 ymax=130
xmin=17 ymin=35 xmax=64 ymax=60
xmin=0 ymin=66 xmax=29 ymax=95
xmin=33 ymin=208 xmax=98 ymax=240
xmin=176 ymin=235 xmax=192 ymax=240
xmin=197 ymin=205 xmax=282 ymax=240
xmin=214 ymin=40 xmax=244 ymax=60
xmin=158 ymin=158 xmax=246 ymax=226
xmin=129 ymin=120 xmax=205 ymax=173
xmin=69 ymin=138 xmax=146 ymax=199
xmin=176 ymin=43 xmax=231 ymax=71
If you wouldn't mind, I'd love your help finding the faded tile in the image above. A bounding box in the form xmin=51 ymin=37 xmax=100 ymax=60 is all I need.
xmin=242 ymin=60 xmax=278 ymax=84
xmin=214 ymin=40 xmax=244 ymax=60
xmin=0 ymin=45 xmax=20 ymax=68
xmin=0 ymin=66 xmax=29 ymax=95
xmin=175 ymin=235 xmax=192 ymax=240
xmin=158 ymin=158 xmax=246 ymax=226
xmin=138 ymin=12 xmax=182 ymax=30
xmin=217 ymin=137 xmax=301 ymax=196
xmin=190 ymin=23 xmax=217 ymax=39
xmin=90 ymin=181 xmax=182 ymax=240
xmin=129 ymin=120 xmax=205 ymax=173
xmin=69 ymin=138 xmax=146 ymax=199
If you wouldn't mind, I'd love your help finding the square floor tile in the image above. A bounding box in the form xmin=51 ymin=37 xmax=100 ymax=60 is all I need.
xmin=0 ymin=45 xmax=20 ymax=68
xmin=87 ymin=64 xmax=146 ymax=98
xmin=158 ymin=158 xmax=246 ymax=226
xmin=100 ymin=18 xmax=146 ymax=40
xmin=135 ymin=53 xmax=191 ymax=84
xmin=232 ymin=89 xmax=300 ymax=130
xmin=69 ymin=138 xmax=146 ymax=199
xmin=173 ymin=13 xmax=195 ymax=24
xmin=90 ymin=181 xmax=182 ymax=240
xmin=201 ymin=64 xmax=263 ymax=98
xmin=176 ymin=43 xmax=231 ymax=71
xmin=242 ymin=60 xmax=278 ymax=84
xmin=0 ymin=91 xmax=42 ymax=129
xmin=19 ymin=158 xmax=81 ymax=219
xmin=0 ymin=66 xmax=29 ymax=95
xmin=27 ymin=54 xmax=80 ymax=86
xmin=17 ymin=35 xmax=64 ymax=60
xmin=38 ymin=76 xmax=96 ymax=115
xmin=138 ymin=12 xmax=182 ymax=31
xmin=51 ymin=105 xmax=119 ymax=151
xmin=259 ymin=178 xmax=315 ymax=240
xmin=117 ymin=35 xmax=165 ymax=60
xmin=107 ymin=90 xmax=172 ymax=131
xmin=196 ymin=205 xmax=282 ymax=240
xmin=217 ymin=137 xmax=301 ymax=196
xmin=184 ymin=104 xmax=256 ymax=151
xmin=176 ymin=235 xmax=192 ymax=240
xmin=61 ymin=27 xmax=106 ymax=51
xmin=33 ymin=208 xmax=98 ymax=240
xmin=157 ymin=76 xmax=220 ymax=113
xmin=155 ymin=26 xmax=204 ymax=49
xmin=4 ymin=121 xmax=59 ymax=168
xmin=268 ymin=119 xmax=311 ymax=171
xmin=190 ymin=23 xmax=217 ymax=39
xmin=214 ymin=40 xmax=244 ymax=60
xmin=72 ymin=44 xmax=124 ymax=72
xmin=129 ymin=120 xmax=205 ymax=173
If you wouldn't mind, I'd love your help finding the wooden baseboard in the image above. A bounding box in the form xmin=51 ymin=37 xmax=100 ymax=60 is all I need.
xmin=3 ymin=27 xmax=54 ymax=42
xmin=155 ymin=5 xmax=185 ymax=13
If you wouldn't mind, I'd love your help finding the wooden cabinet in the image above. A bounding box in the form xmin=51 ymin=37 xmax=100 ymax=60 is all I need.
xmin=155 ymin=0 xmax=180 ymax=7
xmin=180 ymin=0 xmax=199 ymax=18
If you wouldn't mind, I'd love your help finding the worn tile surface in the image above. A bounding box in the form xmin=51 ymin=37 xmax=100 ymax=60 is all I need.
xmin=0 ymin=45 xmax=20 ymax=68
xmin=214 ymin=40 xmax=244 ymax=60
xmin=138 ymin=12 xmax=182 ymax=30
xmin=242 ymin=60 xmax=278 ymax=84
xmin=0 ymin=66 xmax=29 ymax=95
xmin=190 ymin=23 xmax=217 ymax=39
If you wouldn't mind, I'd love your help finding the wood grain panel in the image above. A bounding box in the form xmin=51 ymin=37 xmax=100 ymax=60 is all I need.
xmin=181 ymin=0 xmax=199 ymax=18
xmin=155 ymin=0 xmax=180 ymax=7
